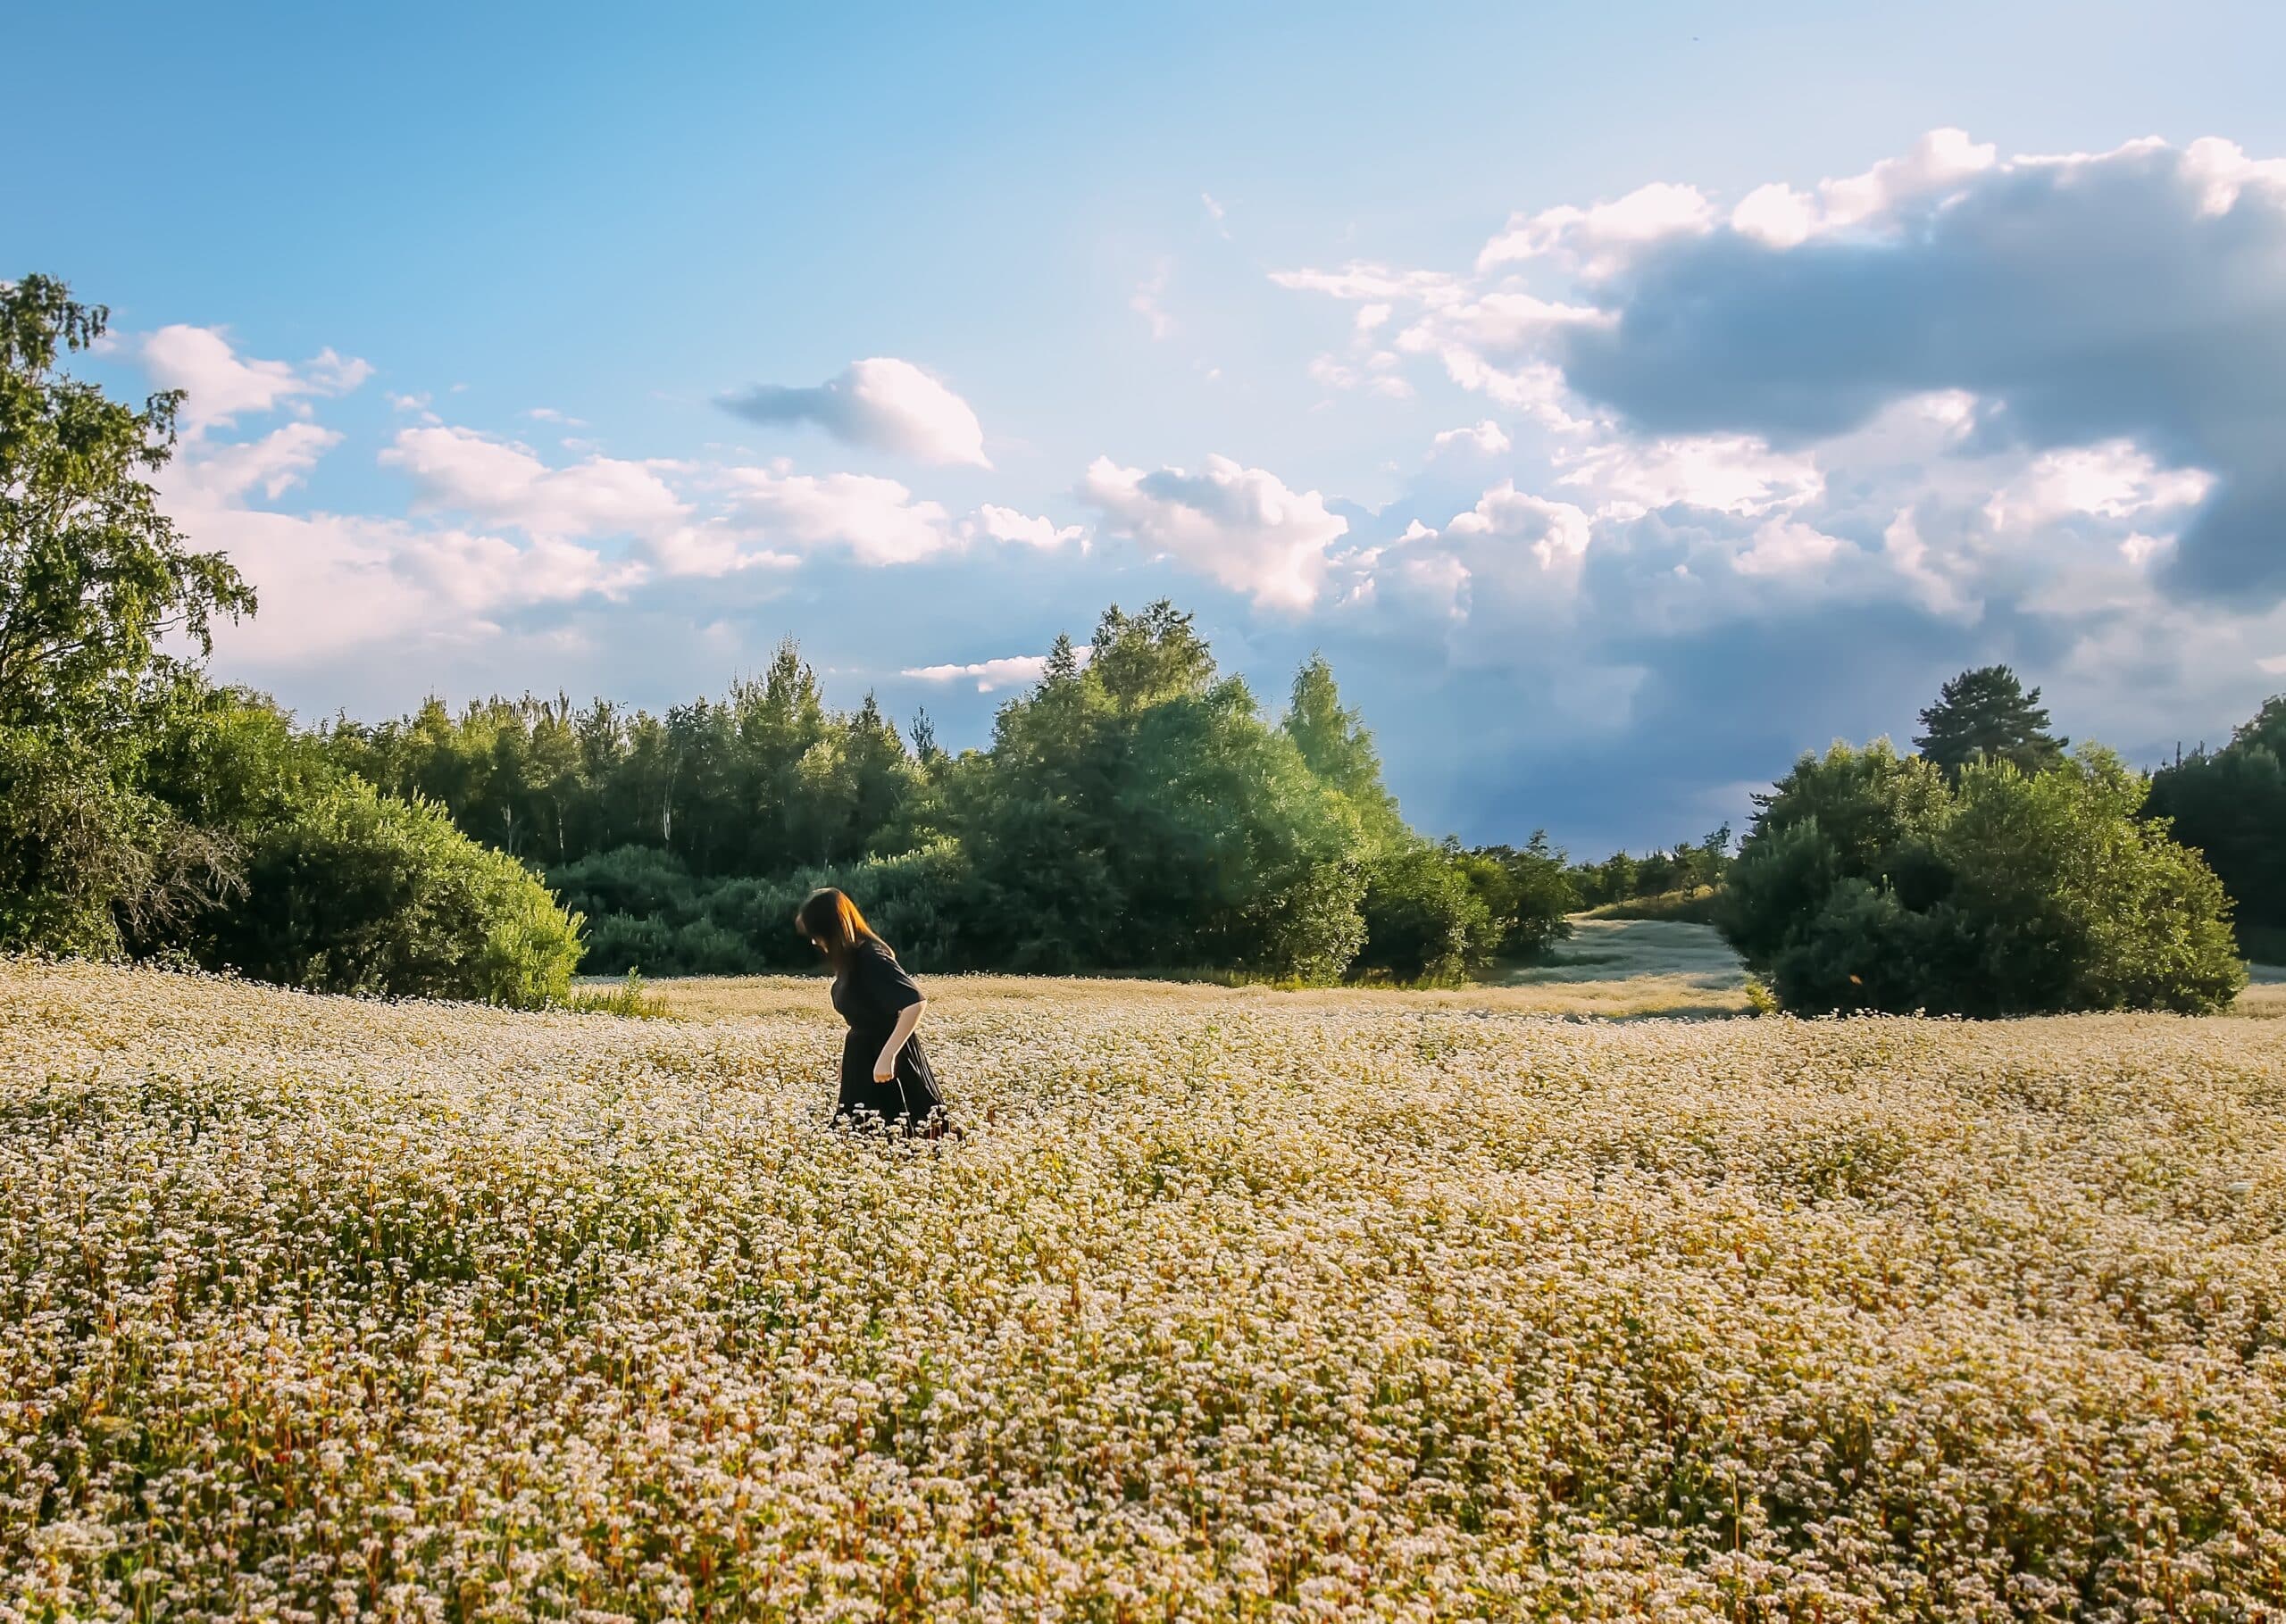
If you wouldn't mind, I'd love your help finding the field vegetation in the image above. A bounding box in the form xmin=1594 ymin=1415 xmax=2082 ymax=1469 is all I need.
xmin=7 ymin=957 xmax=2286 ymax=1620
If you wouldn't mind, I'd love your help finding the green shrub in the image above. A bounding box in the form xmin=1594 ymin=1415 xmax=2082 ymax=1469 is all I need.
xmin=549 ymin=844 xmax=701 ymax=926
xmin=1353 ymin=841 xmax=1498 ymax=983
xmin=583 ymin=911 xmax=680 ymax=976
xmin=203 ymin=778 xmax=583 ymax=1006
xmin=0 ymin=725 xmax=243 ymax=961
xmin=1723 ymin=742 xmax=2246 ymax=1016
xmin=0 ymin=729 xmax=165 ymax=958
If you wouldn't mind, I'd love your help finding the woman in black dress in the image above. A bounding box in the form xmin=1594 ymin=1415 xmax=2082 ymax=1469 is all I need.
xmin=794 ymin=887 xmax=951 ymax=1136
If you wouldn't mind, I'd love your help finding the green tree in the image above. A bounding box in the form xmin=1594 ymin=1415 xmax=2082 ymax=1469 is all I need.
xmin=1 ymin=275 xmax=254 ymax=733
xmin=1723 ymin=739 xmax=2243 ymax=1015
xmin=1913 ymin=664 xmax=2067 ymax=779
xmin=1353 ymin=841 xmax=1496 ymax=983
xmin=1465 ymin=832 xmax=1578 ymax=959
xmin=0 ymin=276 xmax=256 ymax=954
xmin=1282 ymin=654 xmax=1401 ymax=844
xmin=1089 ymin=600 xmax=1214 ymax=711
xmin=2145 ymin=695 xmax=2286 ymax=952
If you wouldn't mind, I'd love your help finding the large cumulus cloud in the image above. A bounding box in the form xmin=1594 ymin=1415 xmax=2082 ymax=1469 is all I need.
xmin=1551 ymin=137 xmax=2286 ymax=601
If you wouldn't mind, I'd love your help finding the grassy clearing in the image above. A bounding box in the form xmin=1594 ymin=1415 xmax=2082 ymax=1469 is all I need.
xmin=6 ymin=957 xmax=2285 ymax=1618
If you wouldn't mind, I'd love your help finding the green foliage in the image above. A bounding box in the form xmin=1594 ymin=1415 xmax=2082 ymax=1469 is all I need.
xmin=957 ymin=607 xmax=1367 ymax=979
xmin=563 ymin=840 xmax=979 ymax=979
xmin=0 ymin=277 xmax=258 ymax=960
xmin=558 ymin=970 xmax=672 ymax=1019
xmin=1283 ymin=653 xmax=1401 ymax=844
xmin=1353 ymin=842 xmax=1498 ymax=983
xmin=1913 ymin=663 xmax=2067 ymax=779
xmin=0 ymin=726 xmax=218 ymax=958
xmin=1568 ymin=826 xmax=1732 ymax=908
xmin=199 ymin=775 xmax=583 ymax=1007
xmin=2145 ymin=694 xmax=2286 ymax=943
xmin=1 ymin=275 xmax=254 ymax=734
xmin=1456 ymin=833 xmax=1578 ymax=959
xmin=1723 ymin=740 xmax=2246 ymax=1015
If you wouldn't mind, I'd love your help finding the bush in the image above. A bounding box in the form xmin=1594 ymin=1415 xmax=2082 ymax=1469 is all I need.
xmin=550 ymin=845 xmax=702 ymax=925
xmin=0 ymin=726 xmax=243 ymax=961
xmin=1456 ymin=836 xmax=1578 ymax=960
xmin=582 ymin=911 xmax=680 ymax=976
xmin=202 ymin=778 xmax=584 ymax=1006
xmin=1353 ymin=842 xmax=1498 ymax=983
xmin=1723 ymin=742 xmax=2247 ymax=1016
xmin=0 ymin=729 xmax=168 ymax=958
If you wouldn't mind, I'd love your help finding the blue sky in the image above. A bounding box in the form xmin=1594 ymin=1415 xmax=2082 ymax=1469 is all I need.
xmin=11 ymin=2 xmax=2286 ymax=853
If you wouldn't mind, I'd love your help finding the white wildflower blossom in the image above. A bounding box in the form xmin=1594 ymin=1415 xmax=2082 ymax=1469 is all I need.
xmin=1 ymin=959 xmax=2282 ymax=1619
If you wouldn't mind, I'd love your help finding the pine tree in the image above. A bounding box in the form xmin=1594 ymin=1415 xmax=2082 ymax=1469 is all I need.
xmin=1914 ymin=665 xmax=2067 ymax=778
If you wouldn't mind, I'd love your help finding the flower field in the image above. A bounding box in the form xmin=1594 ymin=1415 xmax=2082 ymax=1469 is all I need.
xmin=4 ymin=959 xmax=2285 ymax=1621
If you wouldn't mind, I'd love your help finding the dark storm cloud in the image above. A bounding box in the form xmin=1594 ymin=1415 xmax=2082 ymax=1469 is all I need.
xmin=1553 ymin=141 xmax=2286 ymax=602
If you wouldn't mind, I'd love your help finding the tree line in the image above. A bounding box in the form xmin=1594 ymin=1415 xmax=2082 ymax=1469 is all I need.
xmin=0 ymin=276 xmax=1575 ymax=999
xmin=0 ymin=271 xmax=2265 ymax=1015
xmin=321 ymin=604 xmax=1578 ymax=984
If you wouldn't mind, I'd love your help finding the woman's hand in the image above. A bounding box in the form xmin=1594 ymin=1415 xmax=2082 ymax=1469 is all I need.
xmin=872 ymin=1063 xmax=896 ymax=1084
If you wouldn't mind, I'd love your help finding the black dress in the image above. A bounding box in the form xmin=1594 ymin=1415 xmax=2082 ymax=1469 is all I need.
xmin=830 ymin=939 xmax=947 ymax=1130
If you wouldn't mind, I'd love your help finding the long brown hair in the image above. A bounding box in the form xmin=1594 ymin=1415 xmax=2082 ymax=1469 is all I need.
xmin=794 ymin=887 xmax=889 ymax=970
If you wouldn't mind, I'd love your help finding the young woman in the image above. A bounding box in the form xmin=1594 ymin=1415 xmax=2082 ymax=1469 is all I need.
xmin=794 ymin=887 xmax=951 ymax=1136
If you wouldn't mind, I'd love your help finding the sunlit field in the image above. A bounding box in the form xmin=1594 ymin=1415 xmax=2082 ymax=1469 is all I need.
xmin=653 ymin=917 xmax=1756 ymax=1024
xmin=7 ymin=957 xmax=2286 ymax=1620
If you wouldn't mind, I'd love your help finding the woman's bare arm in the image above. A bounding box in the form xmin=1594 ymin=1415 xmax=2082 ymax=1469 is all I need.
xmin=872 ymin=999 xmax=926 ymax=1081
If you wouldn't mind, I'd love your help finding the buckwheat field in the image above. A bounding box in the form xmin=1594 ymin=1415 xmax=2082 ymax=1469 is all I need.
xmin=5 ymin=957 xmax=2285 ymax=1623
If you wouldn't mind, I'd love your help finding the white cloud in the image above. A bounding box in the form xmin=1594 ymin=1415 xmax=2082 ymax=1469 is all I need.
xmin=1309 ymin=352 xmax=1414 ymax=400
xmin=1080 ymin=454 xmax=1350 ymax=612
xmin=1733 ymin=518 xmax=1848 ymax=577
xmin=154 ymin=471 xmax=644 ymax=668
xmin=1446 ymin=482 xmax=1593 ymax=570
xmin=903 ymin=645 xmax=1094 ymax=692
xmin=720 ymin=358 xmax=990 ymax=467
xmin=1557 ymin=434 xmax=1823 ymax=518
xmin=1131 ymin=262 xmax=1175 ymax=340
xmin=1433 ymin=421 xmax=1511 ymax=456
xmin=1731 ymin=128 xmax=1998 ymax=248
xmin=382 ymin=426 xmax=689 ymax=538
xmin=394 ymin=529 xmax=647 ymax=610
xmin=722 ymin=467 xmax=956 ymax=565
xmin=173 ymin=421 xmax=341 ymax=503
xmin=1881 ymin=508 xmax=1979 ymax=619
xmin=1477 ymin=181 xmax=1714 ymax=276
xmin=1268 ymin=263 xmax=1466 ymax=304
xmin=2179 ymin=136 xmax=2286 ymax=215
xmin=645 ymin=525 xmax=802 ymax=579
xmin=1982 ymin=441 xmax=2214 ymax=530
xmin=141 ymin=326 xmax=373 ymax=431
xmin=963 ymin=504 xmax=1088 ymax=550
